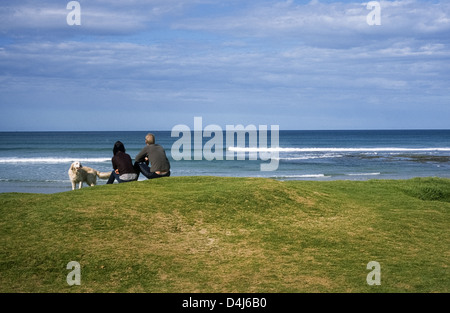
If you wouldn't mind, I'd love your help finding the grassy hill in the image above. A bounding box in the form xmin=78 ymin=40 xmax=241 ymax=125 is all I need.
xmin=0 ymin=176 xmax=449 ymax=293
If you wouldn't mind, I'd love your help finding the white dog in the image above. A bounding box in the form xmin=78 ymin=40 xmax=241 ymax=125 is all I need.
xmin=68 ymin=161 xmax=111 ymax=190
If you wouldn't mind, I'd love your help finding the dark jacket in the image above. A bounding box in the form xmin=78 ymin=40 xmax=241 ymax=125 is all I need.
xmin=112 ymin=151 xmax=136 ymax=175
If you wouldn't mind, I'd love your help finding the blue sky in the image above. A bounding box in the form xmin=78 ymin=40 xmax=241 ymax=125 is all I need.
xmin=0 ymin=0 xmax=449 ymax=131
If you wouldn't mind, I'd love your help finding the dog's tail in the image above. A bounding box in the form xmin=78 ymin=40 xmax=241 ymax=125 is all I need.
xmin=97 ymin=171 xmax=111 ymax=179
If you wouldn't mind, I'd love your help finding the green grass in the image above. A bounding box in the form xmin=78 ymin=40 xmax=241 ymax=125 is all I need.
xmin=0 ymin=176 xmax=449 ymax=293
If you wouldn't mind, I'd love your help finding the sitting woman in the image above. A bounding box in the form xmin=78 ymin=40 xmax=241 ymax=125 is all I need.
xmin=106 ymin=141 xmax=138 ymax=184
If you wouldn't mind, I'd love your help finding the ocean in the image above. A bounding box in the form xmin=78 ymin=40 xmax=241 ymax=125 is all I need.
xmin=0 ymin=130 xmax=449 ymax=194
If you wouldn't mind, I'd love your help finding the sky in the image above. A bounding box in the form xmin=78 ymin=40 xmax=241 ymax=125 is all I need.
xmin=0 ymin=0 xmax=449 ymax=131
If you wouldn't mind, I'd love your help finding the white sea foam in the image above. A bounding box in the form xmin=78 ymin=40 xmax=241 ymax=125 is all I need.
xmin=277 ymin=174 xmax=330 ymax=178
xmin=228 ymin=147 xmax=450 ymax=153
xmin=0 ymin=157 xmax=110 ymax=164
xmin=275 ymin=153 xmax=344 ymax=160
xmin=346 ymin=172 xmax=381 ymax=176
xmin=0 ymin=178 xmax=71 ymax=183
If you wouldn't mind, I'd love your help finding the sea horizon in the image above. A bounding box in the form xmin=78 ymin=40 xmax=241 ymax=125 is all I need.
xmin=1 ymin=128 xmax=449 ymax=132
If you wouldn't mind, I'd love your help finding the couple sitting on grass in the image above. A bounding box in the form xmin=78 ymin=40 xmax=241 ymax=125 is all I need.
xmin=106 ymin=133 xmax=171 ymax=184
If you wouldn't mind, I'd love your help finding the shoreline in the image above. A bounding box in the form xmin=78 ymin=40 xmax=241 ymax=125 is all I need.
xmin=1 ymin=174 xmax=449 ymax=195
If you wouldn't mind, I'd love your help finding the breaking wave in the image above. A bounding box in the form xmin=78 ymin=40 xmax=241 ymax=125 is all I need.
xmin=228 ymin=147 xmax=450 ymax=153
xmin=0 ymin=157 xmax=110 ymax=164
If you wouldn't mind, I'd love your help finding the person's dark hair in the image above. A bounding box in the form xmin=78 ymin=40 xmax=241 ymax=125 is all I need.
xmin=113 ymin=141 xmax=126 ymax=155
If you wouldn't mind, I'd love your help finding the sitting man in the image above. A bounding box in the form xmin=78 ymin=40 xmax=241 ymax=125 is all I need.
xmin=134 ymin=133 xmax=171 ymax=179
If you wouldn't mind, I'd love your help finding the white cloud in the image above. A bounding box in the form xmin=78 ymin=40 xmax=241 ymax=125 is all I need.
xmin=0 ymin=0 xmax=201 ymax=35
xmin=2 ymin=1 xmax=449 ymax=45
xmin=0 ymin=1 xmax=449 ymax=130
xmin=172 ymin=0 xmax=450 ymax=47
